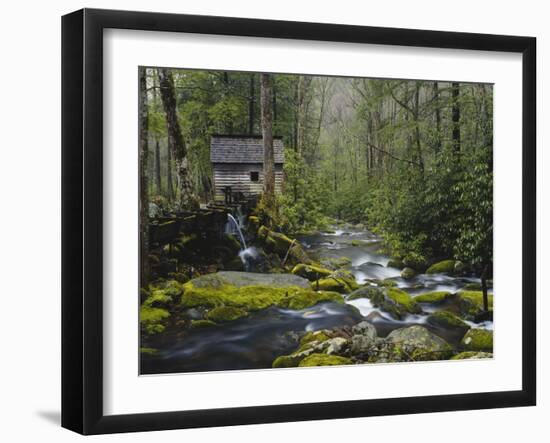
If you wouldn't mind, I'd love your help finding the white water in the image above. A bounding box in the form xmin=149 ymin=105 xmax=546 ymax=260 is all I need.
xmin=227 ymin=213 xmax=247 ymax=250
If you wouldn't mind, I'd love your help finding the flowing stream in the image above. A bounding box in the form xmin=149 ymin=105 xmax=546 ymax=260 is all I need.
xmin=142 ymin=226 xmax=493 ymax=374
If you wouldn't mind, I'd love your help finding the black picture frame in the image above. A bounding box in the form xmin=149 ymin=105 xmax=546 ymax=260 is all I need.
xmin=61 ymin=8 xmax=536 ymax=435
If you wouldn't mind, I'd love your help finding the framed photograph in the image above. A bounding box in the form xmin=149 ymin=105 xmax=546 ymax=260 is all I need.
xmin=62 ymin=8 xmax=536 ymax=435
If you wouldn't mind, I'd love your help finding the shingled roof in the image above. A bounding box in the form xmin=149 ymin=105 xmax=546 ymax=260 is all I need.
xmin=210 ymin=135 xmax=284 ymax=164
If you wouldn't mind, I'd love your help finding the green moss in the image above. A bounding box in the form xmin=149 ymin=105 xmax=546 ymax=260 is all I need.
xmin=401 ymin=267 xmax=416 ymax=279
xmin=458 ymin=290 xmax=493 ymax=309
xmin=426 ymin=260 xmax=456 ymax=274
xmin=427 ymin=310 xmax=470 ymax=330
xmin=322 ymin=256 xmax=352 ymax=269
xmin=451 ymin=351 xmax=493 ymax=360
xmin=190 ymin=319 xmax=217 ymax=329
xmin=272 ymin=353 xmax=307 ymax=368
xmin=298 ymin=353 xmax=353 ymax=367
xmin=350 ymin=239 xmax=362 ymax=247
xmin=140 ymin=347 xmax=158 ymax=355
xmin=181 ymin=282 xmax=343 ymax=313
xmin=414 ymin=291 xmax=451 ymax=303
xmin=300 ymin=331 xmax=331 ymax=347
xmin=347 ymin=285 xmax=384 ymax=301
xmin=140 ymin=305 xmax=170 ymax=335
xmin=457 ymin=291 xmax=494 ymax=318
xmin=291 ymin=263 xmax=333 ymax=281
xmin=206 ymin=306 xmax=248 ymax=322
xmin=379 ymin=279 xmax=398 ymax=288
xmin=316 ymin=270 xmax=358 ymax=293
xmin=461 ymin=328 xmax=493 ymax=352
xmin=387 ymin=288 xmax=420 ymax=313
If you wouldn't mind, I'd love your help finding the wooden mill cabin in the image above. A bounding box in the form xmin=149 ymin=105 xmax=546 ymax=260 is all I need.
xmin=210 ymin=135 xmax=285 ymax=202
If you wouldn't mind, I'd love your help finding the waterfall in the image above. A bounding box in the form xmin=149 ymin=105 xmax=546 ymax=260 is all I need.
xmin=227 ymin=213 xmax=247 ymax=250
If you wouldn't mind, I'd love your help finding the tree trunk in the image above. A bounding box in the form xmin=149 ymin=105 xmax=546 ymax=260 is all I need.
xmin=433 ymin=82 xmax=442 ymax=153
xmin=413 ymin=82 xmax=424 ymax=175
xmin=296 ymin=76 xmax=312 ymax=156
xmin=158 ymin=68 xmax=198 ymax=209
xmin=260 ymin=73 xmax=275 ymax=200
xmin=248 ymin=74 xmax=255 ymax=135
xmin=451 ymin=82 xmax=461 ymax=155
xmin=138 ymin=67 xmax=150 ymax=286
xmin=166 ymin=140 xmax=174 ymax=202
xmin=154 ymin=138 xmax=162 ymax=195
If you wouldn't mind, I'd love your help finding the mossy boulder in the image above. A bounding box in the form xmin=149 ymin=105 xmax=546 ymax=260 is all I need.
xmin=190 ymin=319 xmax=217 ymax=329
xmin=186 ymin=271 xmax=310 ymax=289
xmin=140 ymin=347 xmax=158 ymax=355
xmin=386 ymin=325 xmax=453 ymax=361
xmin=298 ymin=353 xmax=353 ymax=367
xmin=321 ymin=256 xmax=352 ymax=270
xmin=140 ymin=305 xmax=170 ymax=335
xmin=272 ymin=353 xmax=307 ymax=368
xmin=181 ymin=273 xmax=343 ymax=314
xmin=387 ymin=258 xmax=405 ymax=269
xmin=291 ymin=263 xmax=333 ymax=281
xmin=401 ymin=267 xmax=416 ymax=279
xmin=427 ymin=311 xmax=470 ymax=332
xmin=315 ymin=269 xmax=358 ymax=293
xmin=363 ymin=287 xmax=420 ymax=320
xmin=386 ymin=288 xmax=421 ymax=315
xmin=257 ymin=226 xmax=311 ymax=264
xmin=140 ymin=285 xmax=176 ymax=335
xmin=460 ymin=328 xmax=493 ymax=352
xmin=456 ymin=290 xmax=493 ymax=319
xmin=426 ymin=259 xmax=456 ymax=274
xmin=402 ymin=254 xmax=427 ymax=272
xmin=206 ymin=306 xmax=248 ymax=322
xmin=347 ymin=285 xmax=385 ymax=301
xmin=300 ymin=330 xmax=331 ymax=347
xmin=451 ymin=351 xmax=493 ymax=360
xmin=350 ymin=239 xmax=363 ymax=247
xmin=414 ymin=291 xmax=451 ymax=303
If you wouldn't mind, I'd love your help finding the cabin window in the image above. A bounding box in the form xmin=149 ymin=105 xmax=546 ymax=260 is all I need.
xmin=250 ymin=171 xmax=259 ymax=182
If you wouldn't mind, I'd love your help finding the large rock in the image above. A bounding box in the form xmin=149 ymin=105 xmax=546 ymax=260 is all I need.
xmin=460 ymin=328 xmax=493 ymax=352
xmin=368 ymin=287 xmax=421 ymax=320
xmin=456 ymin=290 xmax=493 ymax=320
xmin=257 ymin=226 xmax=312 ymax=265
xmin=298 ymin=353 xmax=353 ymax=367
xmin=350 ymin=321 xmax=378 ymax=356
xmin=187 ymin=271 xmax=311 ymax=289
xmin=315 ymin=269 xmax=359 ymax=293
xmin=401 ymin=267 xmax=417 ymax=279
xmin=181 ymin=272 xmax=343 ymax=314
xmin=426 ymin=259 xmax=456 ymax=275
xmin=347 ymin=285 xmax=385 ymax=301
xmin=426 ymin=311 xmax=470 ymax=332
xmin=291 ymin=263 xmax=333 ymax=281
xmin=386 ymin=325 xmax=453 ymax=361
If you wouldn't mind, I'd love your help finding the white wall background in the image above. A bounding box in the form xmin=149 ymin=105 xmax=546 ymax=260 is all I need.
xmin=0 ymin=0 xmax=545 ymax=441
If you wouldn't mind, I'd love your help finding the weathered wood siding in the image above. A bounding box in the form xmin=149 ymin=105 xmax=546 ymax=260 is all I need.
xmin=213 ymin=163 xmax=284 ymax=201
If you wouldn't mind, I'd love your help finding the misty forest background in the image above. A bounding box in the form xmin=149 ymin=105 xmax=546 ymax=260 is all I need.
xmin=140 ymin=68 xmax=493 ymax=278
